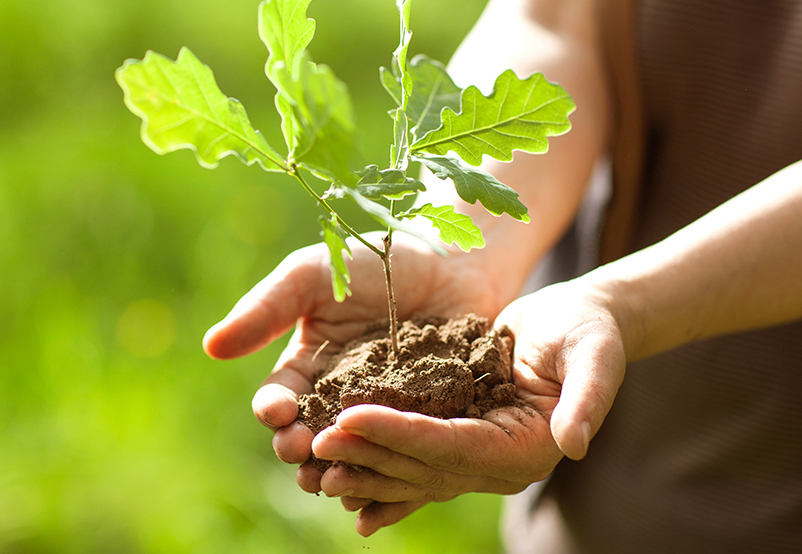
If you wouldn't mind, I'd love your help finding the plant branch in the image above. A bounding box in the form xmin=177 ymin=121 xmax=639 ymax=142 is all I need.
xmin=289 ymin=166 xmax=384 ymax=258
xmin=382 ymin=233 xmax=400 ymax=358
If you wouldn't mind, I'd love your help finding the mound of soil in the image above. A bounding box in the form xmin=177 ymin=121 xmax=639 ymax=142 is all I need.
xmin=298 ymin=313 xmax=522 ymax=471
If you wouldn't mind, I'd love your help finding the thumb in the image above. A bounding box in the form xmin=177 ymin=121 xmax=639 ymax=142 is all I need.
xmin=203 ymin=246 xmax=327 ymax=359
xmin=549 ymin=331 xmax=625 ymax=460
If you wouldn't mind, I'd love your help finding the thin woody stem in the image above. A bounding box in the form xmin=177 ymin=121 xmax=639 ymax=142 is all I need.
xmin=382 ymin=233 xmax=400 ymax=358
xmin=289 ymin=166 xmax=384 ymax=258
xmin=291 ymin=164 xmax=401 ymax=354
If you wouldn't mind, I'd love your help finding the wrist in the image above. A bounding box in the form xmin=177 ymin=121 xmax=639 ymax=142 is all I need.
xmin=579 ymin=264 xmax=646 ymax=363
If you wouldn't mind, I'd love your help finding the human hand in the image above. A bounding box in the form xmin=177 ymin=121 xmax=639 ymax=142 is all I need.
xmin=202 ymin=232 xmax=508 ymax=474
xmin=308 ymin=279 xmax=627 ymax=536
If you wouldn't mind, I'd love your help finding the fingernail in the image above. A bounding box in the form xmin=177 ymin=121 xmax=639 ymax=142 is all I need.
xmin=256 ymin=404 xmax=277 ymax=427
xmin=318 ymin=454 xmax=344 ymax=462
xmin=332 ymin=421 xmax=367 ymax=437
xmin=330 ymin=488 xmax=355 ymax=498
xmin=580 ymin=421 xmax=592 ymax=456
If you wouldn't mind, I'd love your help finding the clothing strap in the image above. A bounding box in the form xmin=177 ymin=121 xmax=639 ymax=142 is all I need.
xmin=596 ymin=0 xmax=644 ymax=263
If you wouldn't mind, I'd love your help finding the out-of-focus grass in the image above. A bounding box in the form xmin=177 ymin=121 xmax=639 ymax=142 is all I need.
xmin=0 ymin=0 xmax=505 ymax=552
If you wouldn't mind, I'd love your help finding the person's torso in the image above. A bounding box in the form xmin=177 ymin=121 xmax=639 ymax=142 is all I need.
xmin=506 ymin=1 xmax=802 ymax=552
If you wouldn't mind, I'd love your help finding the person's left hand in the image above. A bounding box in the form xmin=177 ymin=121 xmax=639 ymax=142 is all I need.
xmin=306 ymin=280 xmax=627 ymax=536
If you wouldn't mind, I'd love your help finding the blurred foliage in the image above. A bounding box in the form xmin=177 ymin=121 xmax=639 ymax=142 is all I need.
xmin=0 ymin=0 xmax=506 ymax=552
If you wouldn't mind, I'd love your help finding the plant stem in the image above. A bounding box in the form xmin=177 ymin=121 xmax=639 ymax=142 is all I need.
xmin=289 ymin=166 xmax=401 ymax=357
xmin=382 ymin=232 xmax=400 ymax=359
xmin=289 ymin=166 xmax=383 ymax=258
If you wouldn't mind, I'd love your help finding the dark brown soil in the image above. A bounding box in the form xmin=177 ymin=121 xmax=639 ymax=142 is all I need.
xmin=298 ymin=313 xmax=522 ymax=471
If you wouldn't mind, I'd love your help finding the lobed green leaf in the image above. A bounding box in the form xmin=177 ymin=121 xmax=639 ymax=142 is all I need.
xmin=380 ymin=66 xmax=402 ymax=106
xmin=402 ymin=203 xmax=484 ymax=251
xmin=116 ymin=48 xmax=285 ymax=172
xmin=390 ymin=108 xmax=410 ymax=170
xmin=413 ymin=153 xmax=529 ymax=222
xmin=259 ymin=0 xmax=356 ymax=184
xmin=394 ymin=0 xmax=414 ymax=110
xmin=319 ymin=214 xmax=352 ymax=302
xmin=387 ymin=0 xmax=414 ymax=170
xmin=284 ymin=60 xmax=357 ymax=184
xmin=259 ymin=0 xmax=315 ymax=79
xmin=411 ymin=70 xmax=575 ymax=166
xmin=381 ymin=55 xmax=462 ymax=140
xmin=260 ymin=0 xmax=313 ymax=154
xmin=355 ymin=165 xmax=426 ymax=200
xmin=338 ymin=186 xmax=447 ymax=255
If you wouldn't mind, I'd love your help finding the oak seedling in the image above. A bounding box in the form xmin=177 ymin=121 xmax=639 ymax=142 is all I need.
xmin=116 ymin=0 xmax=575 ymax=355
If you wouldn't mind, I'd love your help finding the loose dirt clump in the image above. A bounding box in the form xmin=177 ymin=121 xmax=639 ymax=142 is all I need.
xmin=298 ymin=313 xmax=522 ymax=471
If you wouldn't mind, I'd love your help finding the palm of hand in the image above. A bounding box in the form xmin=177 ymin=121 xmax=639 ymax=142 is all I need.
xmin=204 ymin=236 xmax=626 ymax=537
xmin=306 ymin=281 xmax=625 ymax=536
xmin=203 ymin=232 xmax=504 ymax=453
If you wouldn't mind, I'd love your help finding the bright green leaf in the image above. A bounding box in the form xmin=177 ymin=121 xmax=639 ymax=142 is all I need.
xmin=390 ymin=108 xmax=410 ymax=170
xmin=338 ymin=187 xmax=447 ymax=255
xmin=259 ymin=0 xmax=356 ymax=184
xmin=394 ymin=0 xmax=414 ymax=110
xmin=273 ymin=92 xmax=300 ymax=154
xmin=355 ymin=165 xmax=426 ymax=200
xmin=387 ymin=0 xmax=413 ymax=170
xmin=293 ymin=61 xmax=356 ymax=184
xmin=381 ymin=55 xmax=462 ymax=139
xmin=259 ymin=0 xmax=315 ymax=79
xmin=272 ymin=57 xmax=357 ymax=184
xmin=411 ymin=70 xmax=575 ymax=165
xmin=413 ymin=153 xmax=529 ymax=222
xmin=380 ymin=66 xmax=402 ymax=106
xmin=116 ymin=48 xmax=285 ymax=171
xmin=402 ymin=203 xmax=484 ymax=251
xmin=319 ymin=215 xmax=352 ymax=302
xmin=259 ymin=0 xmax=312 ymax=153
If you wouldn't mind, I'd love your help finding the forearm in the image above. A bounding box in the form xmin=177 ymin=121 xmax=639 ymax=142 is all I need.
xmin=590 ymin=160 xmax=802 ymax=361
xmin=421 ymin=0 xmax=611 ymax=304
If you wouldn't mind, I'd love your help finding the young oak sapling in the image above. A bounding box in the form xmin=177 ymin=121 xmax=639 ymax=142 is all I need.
xmin=115 ymin=0 xmax=575 ymax=357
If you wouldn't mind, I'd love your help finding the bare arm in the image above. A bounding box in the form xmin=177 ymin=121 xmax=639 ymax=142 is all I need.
xmin=204 ymin=0 xmax=614 ymax=537
xmin=422 ymin=0 xmax=612 ymax=305
xmin=205 ymin=0 xmax=611 ymax=360
xmin=599 ymin=160 xmax=802 ymax=361
xmin=315 ymin=161 xmax=802 ymax=537
xmin=536 ymin=159 xmax=802 ymax=460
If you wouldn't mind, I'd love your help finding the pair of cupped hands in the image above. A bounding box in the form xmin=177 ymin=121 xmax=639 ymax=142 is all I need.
xmin=203 ymin=234 xmax=626 ymax=536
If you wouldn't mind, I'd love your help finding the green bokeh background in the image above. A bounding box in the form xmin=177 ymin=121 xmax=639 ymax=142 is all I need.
xmin=0 ymin=0 xmax=506 ymax=552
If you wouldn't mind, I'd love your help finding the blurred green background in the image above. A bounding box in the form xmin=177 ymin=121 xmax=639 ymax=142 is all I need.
xmin=0 ymin=0 xmax=505 ymax=552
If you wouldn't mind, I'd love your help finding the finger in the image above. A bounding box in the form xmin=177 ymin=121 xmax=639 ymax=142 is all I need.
xmin=355 ymin=501 xmax=428 ymax=537
xmin=320 ymin=464 xmax=434 ymax=503
xmin=251 ymin=327 xmax=317 ymax=429
xmin=314 ymin=426 xmax=518 ymax=499
xmin=341 ymin=497 xmax=373 ymax=512
xmin=273 ymin=420 xmax=314 ymax=464
xmin=252 ymin=383 xmax=303 ymax=430
xmin=550 ymin=330 xmax=626 ymax=460
xmin=332 ymin=405 xmax=518 ymax=476
xmin=203 ymin=247 xmax=326 ymax=359
xmin=319 ymin=457 xmax=465 ymax=503
xmin=296 ymin=462 xmax=323 ymax=494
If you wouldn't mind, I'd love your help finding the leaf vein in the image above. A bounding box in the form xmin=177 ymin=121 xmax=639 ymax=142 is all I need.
xmin=413 ymin=92 xmax=571 ymax=151
xmin=127 ymin=75 xmax=286 ymax=169
xmin=149 ymin=114 xmax=194 ymax=136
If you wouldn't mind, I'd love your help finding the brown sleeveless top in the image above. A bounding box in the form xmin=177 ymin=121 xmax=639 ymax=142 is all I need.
xmin=504 ymin=1 xmax=802 ymax=552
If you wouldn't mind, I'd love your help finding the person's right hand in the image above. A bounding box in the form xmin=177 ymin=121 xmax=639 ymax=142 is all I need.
xmin=202 ymin=231 xmax=512 ymax=481
xmin=305 ymin=277 xmax=627 ymax=536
